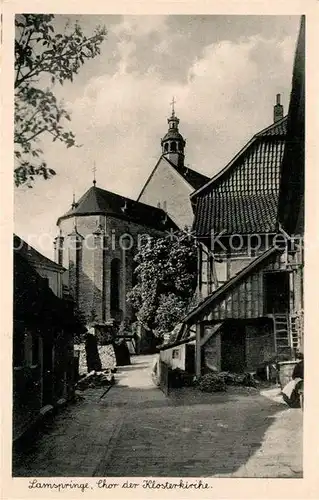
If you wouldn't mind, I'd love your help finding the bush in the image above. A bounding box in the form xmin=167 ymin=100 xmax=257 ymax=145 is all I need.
xmin=197 ymin=373 xmax=227 ymax=392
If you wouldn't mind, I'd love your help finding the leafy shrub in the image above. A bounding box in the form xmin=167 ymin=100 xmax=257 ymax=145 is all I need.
xmin=197 ymin=373 xmax=227 ymax=392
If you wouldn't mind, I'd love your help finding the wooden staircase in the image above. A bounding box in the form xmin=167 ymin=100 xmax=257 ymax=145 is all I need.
xmin=273 ymin=314 xmax=293 ymax=359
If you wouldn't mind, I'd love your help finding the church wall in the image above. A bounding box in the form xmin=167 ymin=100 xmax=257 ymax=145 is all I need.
xmin=57 ymin=214 xmax=167 ymax=326
xmin=104 ymin=216 xmax=165 ymax=325
xmin=139 ymin=158 xmax=194 ymax=229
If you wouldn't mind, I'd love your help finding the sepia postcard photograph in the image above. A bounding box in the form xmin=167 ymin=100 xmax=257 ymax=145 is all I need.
xmin=1 ymin=2 xmax=318 ymax=498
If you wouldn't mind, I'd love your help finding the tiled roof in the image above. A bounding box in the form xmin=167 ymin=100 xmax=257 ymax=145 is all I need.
xmin=256 ymin=117 xmax=287 ymax=137
xmin=193 ymin=192 xmax=278 ymax=236
xmin=168 ymin=160 xmax=210 ymax=191
xmin=14 ymin=235 xmax=64 ymax=272
xmin=184 ymin=246 xmax=282 ymax=324
xmin=191 ymin=116 xmax=287 ymax=236
xmin=191 ymin=116 xmax=288 ymax=199
xmin=57 ymin=186 xmax=178 ymax=231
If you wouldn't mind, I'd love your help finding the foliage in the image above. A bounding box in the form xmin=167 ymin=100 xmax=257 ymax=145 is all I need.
xmin=72 ymin=306 xmax=88 ymax=343
xmin=155 ymin=294 xmax=187 ymax=335
xmin=14 ymin=14 xmax=107 ymax=187
xmin=128 ymin=231 xmax=197 ymax=339
xmin=197 ymin=373 xmax=227 ymax=392
xmin=197 ymin=371 xmax=258 ymax=392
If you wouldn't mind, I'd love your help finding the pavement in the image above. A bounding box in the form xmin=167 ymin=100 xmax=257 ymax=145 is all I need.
xmin=12 ymin=355 xmax=303 ymax=478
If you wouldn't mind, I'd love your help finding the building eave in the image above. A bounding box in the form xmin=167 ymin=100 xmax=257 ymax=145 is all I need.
xmin=57 ymin=210 xmax=178 ymax=232
xmin=183 ymin=246 xmax=283 ymax=324
xmin=158 ymin=334 xmax=196 ymax=351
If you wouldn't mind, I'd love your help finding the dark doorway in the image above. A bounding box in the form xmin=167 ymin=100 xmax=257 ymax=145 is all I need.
xmin=110 ymin=258 xmax=121 ymax=315
xmin=221 ymin=323 xmax=246 ymax=373
xmin=185 ymin=344 xmax=195 ymax=375
xmin=264 ymin=271 xmax=290 ymax=314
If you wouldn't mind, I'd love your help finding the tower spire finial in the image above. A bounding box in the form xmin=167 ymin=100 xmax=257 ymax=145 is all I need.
xmin=72 ymin=189 xmax=77 ymax=209
xmin=92 ymin=162 xmax=97 ymax=187
xmin=170 ymin=96 xmax=176 ymax=117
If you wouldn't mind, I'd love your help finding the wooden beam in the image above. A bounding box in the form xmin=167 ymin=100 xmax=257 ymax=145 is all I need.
xmin=195 ymin=322 xmax=203 ymax=378
xmin=200 ymin=322 xmax=223 ymax=347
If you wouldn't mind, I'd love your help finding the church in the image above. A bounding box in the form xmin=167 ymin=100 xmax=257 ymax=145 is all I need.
xmin=54 ymin=105 xmax=209 ymax=332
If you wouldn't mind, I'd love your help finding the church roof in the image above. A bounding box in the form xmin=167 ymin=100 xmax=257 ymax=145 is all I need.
xmin=57 ymin=185 xmax=177 ymax=231
xmin=164 ymin=157 xmax=210 ymax=191
xmin=162 ymin=129 xmax=185 ymax=142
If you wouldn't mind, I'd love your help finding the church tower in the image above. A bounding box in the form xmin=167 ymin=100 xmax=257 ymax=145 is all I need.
xmin=161 ymin=98 xmax=186 ymax=169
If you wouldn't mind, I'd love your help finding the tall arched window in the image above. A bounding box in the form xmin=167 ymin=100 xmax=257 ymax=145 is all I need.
xmin=110 ymin=258 xmax=121 ymax=313
xmin=164 ymin=143 xmax=169 ymax=152
xmin=170 ymin=141 xmax=176 ymax=152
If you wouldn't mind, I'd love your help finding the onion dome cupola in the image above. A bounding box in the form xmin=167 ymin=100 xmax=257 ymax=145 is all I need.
xmin=161 ymin=98 xmax=186 ymax=168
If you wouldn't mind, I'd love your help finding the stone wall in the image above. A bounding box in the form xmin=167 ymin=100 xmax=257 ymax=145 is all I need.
xmin=138 ymin=157 xmax=194 ymax=229
xmin=245 ymin=322 xmax=275 ymax=371
xmin=203 ymin=330 xmax=221 ymax=372
xmin=75 ymin=343 xmax=116 ymax=375
xmin=59 ymin=214 xmax=165 ymax=325
xmin=160 ymin=344 xmax=186 ymax=370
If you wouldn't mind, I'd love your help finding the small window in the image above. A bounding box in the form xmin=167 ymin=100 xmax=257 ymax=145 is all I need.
xmin=170 ymin=141 xmax=176 ymax=152
xmin=172 ymin=349 xmax=180 ymax=359
xmin=164 ymin=143 xmax=169 ymax=152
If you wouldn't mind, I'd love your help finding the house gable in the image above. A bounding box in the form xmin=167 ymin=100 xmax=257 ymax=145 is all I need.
xmin=137 ymin=156 xmax=196 ymax=229
xmin=192 ymin=118 xmax=287 ymax=237
xmin=191 ymin=116 xmax=287 ymax=199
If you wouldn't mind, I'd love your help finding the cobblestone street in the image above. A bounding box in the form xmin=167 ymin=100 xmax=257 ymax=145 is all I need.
xmin=13 ymin=355 xmax=303 ymax=478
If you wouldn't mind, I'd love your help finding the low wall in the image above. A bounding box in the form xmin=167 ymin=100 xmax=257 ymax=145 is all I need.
xmin=159 ymin=344 xmax=186 ymax=371
xmin=75 ymin=344 xmax=116 ymax=375
xmin=245 ymin=322 xmax=275 ymax=372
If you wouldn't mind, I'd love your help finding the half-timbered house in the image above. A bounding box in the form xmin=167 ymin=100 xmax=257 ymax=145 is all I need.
xmin=183 ymin=17 xmax=305 ymax=377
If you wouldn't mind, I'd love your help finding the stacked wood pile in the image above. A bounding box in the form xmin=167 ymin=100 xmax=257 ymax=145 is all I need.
xmin=197 ymin=371 xmax=258 ymax=392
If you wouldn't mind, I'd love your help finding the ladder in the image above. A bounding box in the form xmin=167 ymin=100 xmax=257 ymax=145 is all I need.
xmin=273 ymin=314 xmax=293 ymax=359
xmin=290 ymin=315 xmax=301 ymax=351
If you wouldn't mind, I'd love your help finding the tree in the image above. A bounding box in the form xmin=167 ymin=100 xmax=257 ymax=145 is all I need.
xmin=128 ymin=231 xmax=198 ymax=340
xmin=14 ymin=14 xmax=107 ymax=187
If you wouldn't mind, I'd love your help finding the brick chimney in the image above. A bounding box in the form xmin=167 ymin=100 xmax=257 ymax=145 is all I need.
xmin=274 ymin=93 xmax=284 ymax=123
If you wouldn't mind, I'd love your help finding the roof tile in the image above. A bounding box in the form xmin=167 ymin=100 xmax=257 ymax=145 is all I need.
xmin=58 ymin=186 xmax=177 ymax=231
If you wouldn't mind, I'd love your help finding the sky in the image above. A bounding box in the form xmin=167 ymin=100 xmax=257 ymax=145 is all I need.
xmin=14 ymin=14 xmax=301 ymax=259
